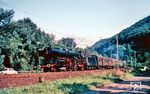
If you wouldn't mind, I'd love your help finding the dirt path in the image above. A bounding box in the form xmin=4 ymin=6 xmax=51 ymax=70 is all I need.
xmin=84 ymin=73 xmax=150 ymax=94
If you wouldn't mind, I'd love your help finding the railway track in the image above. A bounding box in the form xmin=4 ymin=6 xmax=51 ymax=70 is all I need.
xmin=0 ymin=69 xmax=124 ymax=89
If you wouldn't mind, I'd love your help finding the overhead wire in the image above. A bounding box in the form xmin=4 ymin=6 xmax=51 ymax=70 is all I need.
xmin=0 ymin=0 xmax=101 ymax=47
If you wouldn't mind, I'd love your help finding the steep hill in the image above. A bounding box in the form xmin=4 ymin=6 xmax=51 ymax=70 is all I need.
xmin=91 ymin=15 xmax=150 ymax=67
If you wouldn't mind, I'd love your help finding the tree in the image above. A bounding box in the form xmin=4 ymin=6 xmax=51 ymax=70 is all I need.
xmin=0 ymin=8 xmax=56 ymax=70
xmin=0 ymin=8 xmax=14 ymax=26
xmin=58 ymin=37 xmax=76 ymax=50
xmin=0 ymin=8 xmax=15 ymax=68
xmin=144 ymin=52 xmax=150 ymax=69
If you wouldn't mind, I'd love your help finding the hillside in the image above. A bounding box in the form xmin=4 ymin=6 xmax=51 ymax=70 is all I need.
xmin=91 ymin=16 xmax=150 ymax=67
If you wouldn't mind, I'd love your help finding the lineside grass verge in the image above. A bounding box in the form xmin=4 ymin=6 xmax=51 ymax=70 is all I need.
xmin=0 ymin=70 xmax=133 ymax=94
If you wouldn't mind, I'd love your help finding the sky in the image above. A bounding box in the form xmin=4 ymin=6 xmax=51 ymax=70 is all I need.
xmin=0 ymin=0 xmax=150 ymax=48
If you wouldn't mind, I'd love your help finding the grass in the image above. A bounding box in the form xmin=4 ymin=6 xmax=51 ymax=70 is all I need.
xmin=0 ymin=71 xmax=133 ymax=94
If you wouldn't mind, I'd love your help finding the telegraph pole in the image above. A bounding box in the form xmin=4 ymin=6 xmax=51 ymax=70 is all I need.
xmin=116 ymin=35 xmax=119 ymax=69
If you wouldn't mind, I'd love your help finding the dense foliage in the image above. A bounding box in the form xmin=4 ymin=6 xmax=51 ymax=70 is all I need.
xmin=92 ymin=16 xmax=150 ymax=69
xmin=0 ymin=8 xmax=77 ymax=70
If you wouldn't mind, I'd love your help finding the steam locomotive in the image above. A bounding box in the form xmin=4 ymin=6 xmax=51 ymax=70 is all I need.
xmin=39 ymin=47 xmax=124 ymax=72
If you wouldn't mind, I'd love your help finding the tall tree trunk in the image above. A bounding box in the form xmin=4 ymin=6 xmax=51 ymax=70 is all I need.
xmin=3 ymin=54 xmax=11 ymax=68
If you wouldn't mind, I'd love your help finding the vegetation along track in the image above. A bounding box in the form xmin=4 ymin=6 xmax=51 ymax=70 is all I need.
xmin=0 ymin=69 xmax=124 ymax=89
